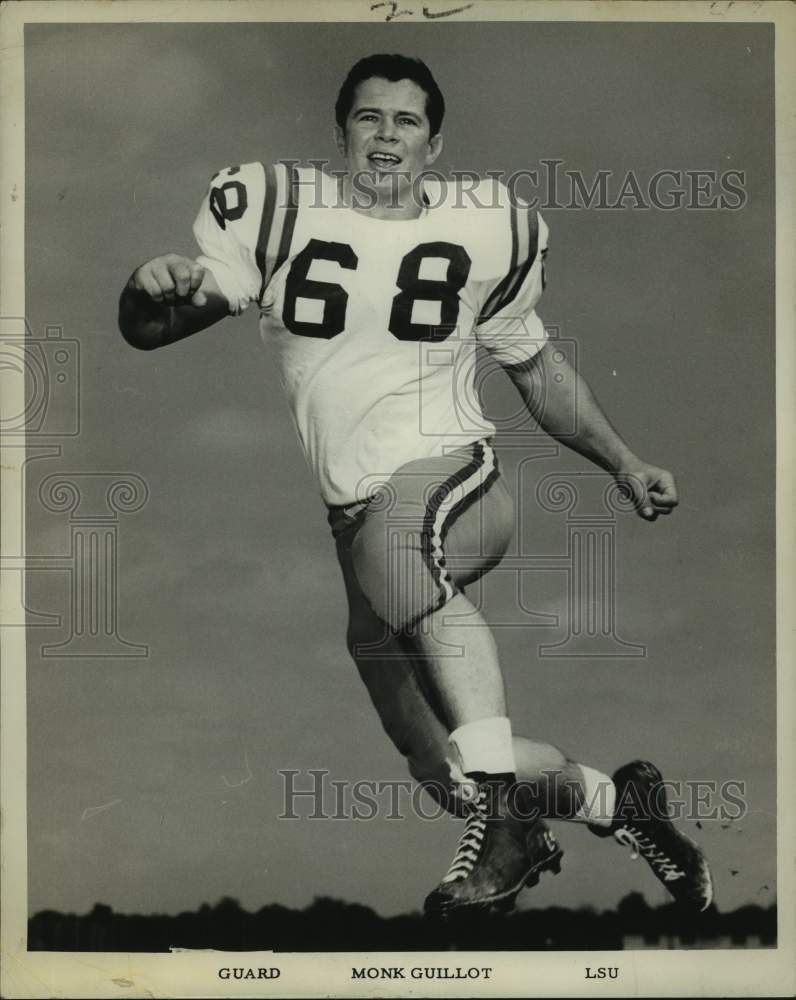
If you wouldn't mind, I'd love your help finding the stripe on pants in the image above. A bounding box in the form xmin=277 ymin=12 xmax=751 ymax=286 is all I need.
xmin=421 ymin=440 xmax=500 ymax=614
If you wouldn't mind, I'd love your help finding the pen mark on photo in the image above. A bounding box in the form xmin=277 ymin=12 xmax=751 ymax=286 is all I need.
xmin=422 ymin=4 xmax=473 ymax=19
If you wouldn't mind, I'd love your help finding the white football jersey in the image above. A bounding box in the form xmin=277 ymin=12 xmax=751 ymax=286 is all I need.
xmin=193 ymin=163 xmax=548 ymax=506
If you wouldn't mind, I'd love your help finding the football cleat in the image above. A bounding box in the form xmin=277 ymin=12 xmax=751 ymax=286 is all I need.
xmin=592 ymin=760 xmax=713 ymax=912
xmin=423 ymin=780 xmax=563 ymax=917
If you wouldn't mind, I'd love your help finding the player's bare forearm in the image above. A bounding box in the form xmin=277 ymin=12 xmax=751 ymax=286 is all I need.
xmin=506 ymin=343 xmax=636 ymax=471
xmin=118 ymin=253 xmax=230 ymax=350
xmin=505 ymin=342 xmax=679 ymax=519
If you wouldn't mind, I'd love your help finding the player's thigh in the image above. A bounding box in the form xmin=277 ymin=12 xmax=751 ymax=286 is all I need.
xmin=351 ymin=440 xmax=514 ymax=612
xmin=442 ymin=468 xmax=514 ymax=591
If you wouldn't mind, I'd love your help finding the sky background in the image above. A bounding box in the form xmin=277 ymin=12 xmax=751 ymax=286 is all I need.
xmin=23 ymin=20 xmax=775 ymax=922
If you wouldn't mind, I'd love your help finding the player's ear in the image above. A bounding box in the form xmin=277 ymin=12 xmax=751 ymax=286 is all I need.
xmin=334 ymin=125 xmax=347 ymax=157
xmin=426 ymin=133 xmax=443 ymax=166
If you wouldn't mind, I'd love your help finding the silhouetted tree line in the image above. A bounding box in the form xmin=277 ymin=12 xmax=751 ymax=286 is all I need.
xmin=28 ymin=892 xmax=776 ymax=953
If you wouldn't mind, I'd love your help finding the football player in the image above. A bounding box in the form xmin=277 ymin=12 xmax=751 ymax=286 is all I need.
xmin=119 ymin=54 xmax=712 ymax=916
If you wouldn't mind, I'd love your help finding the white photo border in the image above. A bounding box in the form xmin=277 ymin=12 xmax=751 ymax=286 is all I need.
xmin=1 ymin=1 xmax=794 ymax=997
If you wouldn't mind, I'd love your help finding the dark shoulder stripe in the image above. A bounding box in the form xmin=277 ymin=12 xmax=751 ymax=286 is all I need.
xmin=528 ymin=207 xmax=539 ymax=265
xmin=273 ymin=162 xmax=299 ymax=276
xmin=496 ymin=206 xmax=538 ymax=313
xmin=478 ymin=207 xmax=539 ymax=324
xmin=256 ymin=163 xmax=277 ymax=298
xmin=478 ymin=202 xmax=519 ymax=324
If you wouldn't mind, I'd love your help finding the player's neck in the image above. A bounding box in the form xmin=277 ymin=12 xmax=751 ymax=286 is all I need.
xmin=339 ymin=174 xmax=425 ymax=221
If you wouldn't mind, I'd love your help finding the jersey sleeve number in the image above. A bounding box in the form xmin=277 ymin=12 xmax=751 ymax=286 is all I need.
xmin=282 ymin=240 xmax=472 ymax=343
xmin=209 ymin=180 xmax=247 ymax=230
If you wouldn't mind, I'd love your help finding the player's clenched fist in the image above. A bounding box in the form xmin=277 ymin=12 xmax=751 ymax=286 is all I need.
xmin=614 ymin=461 xmax=679 ymax=522
xmin=120 ymin=251 xmax=228 ymax=349
xmin=129 ymin=253 xmax=208 ymax=307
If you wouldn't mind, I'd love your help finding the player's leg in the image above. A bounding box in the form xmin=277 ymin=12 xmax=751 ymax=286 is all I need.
xmin=333 ymin=502 xmax=589 ymax=819
xmin=347 ymin=442 xmax=570 ymax=911
xmin=329 ymin=501 xmax=465 ymax=815
xmin=394 ymin=589 xmax=612 ymax=823
xmin=331 ymin=483 xmax=585 ymax=827
xmin=403 ymin=591 xmax=612 ymax=821
xmin=333 ymin=514 xmax=564 ymax=910
xmin=351 ymin=441 xmax=512 ymax=742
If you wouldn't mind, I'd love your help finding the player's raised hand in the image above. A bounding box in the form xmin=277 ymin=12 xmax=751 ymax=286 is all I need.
xmin=614 ymin=461 xmax=679 ymax=522
xmin=128 ymin=253 xmax=208 ymax=307
xmin=120 ymin=252 xmax=229 ymax=349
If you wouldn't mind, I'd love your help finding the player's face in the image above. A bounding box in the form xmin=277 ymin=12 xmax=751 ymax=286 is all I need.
xmin=335 ymin=77 xmax=443 ymax=198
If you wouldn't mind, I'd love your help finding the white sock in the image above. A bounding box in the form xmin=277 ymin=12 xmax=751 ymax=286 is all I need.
xmin=576 ymin=764 xmax=616 ymax=826
xmin=449 ymin=716 xmax=516 ymax=777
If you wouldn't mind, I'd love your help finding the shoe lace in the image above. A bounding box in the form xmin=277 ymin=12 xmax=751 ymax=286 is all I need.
xmin=441 ymin=791 xmax=489 ymax=884
xmin=615 ymin=825 xmax=685 ymax=883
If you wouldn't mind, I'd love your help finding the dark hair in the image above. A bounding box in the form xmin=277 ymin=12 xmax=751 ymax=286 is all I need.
xmin=335 ymin=54 xmax=445 ymax=136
